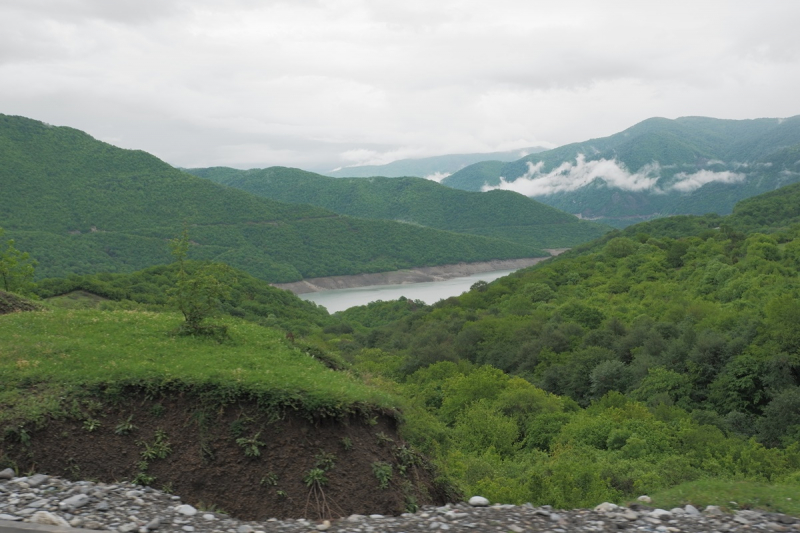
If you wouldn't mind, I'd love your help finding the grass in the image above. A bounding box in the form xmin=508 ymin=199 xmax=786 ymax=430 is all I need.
xmin=646 ymin=479 xmax=800 ymax=516
xmin=0 ymin=308 xmax=399 ymax=425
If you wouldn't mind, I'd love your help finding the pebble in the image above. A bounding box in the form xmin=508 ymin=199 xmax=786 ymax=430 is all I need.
xmin=0 ymin=474 xmax=798 ymax=532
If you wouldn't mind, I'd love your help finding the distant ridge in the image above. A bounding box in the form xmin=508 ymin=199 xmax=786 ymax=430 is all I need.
xmin=186 ymin=166 xmax=610 ymax=250
xmin=323 ymin=147 xmax=547 ymax=178
xmin=443 ymin=116 xmax=800 ymax=227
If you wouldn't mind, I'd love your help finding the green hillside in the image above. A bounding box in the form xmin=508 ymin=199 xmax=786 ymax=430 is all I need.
xmin=303 ymin=182 xmax=800 ymax=507
xmin=0 ymin=114 xmax=544 ymax=282
xmin=443 ymin=116 xmax=800 ymax=227
xmin=186 ymin=166 xmax=609 ymax=249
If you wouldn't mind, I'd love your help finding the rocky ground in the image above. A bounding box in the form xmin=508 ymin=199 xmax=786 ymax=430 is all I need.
xmin=273 ymin=256 xmax=559 ymax=294
xmin=2 ymin=470 xmax=798 ymax=533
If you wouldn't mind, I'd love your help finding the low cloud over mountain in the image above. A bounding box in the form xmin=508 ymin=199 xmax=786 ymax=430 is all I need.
xmin=482 ymin=155 xmax=746 ymax=196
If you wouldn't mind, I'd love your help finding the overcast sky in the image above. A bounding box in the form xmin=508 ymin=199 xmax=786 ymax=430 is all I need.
xmin=2 ymin=1 xmax=799 ymax=172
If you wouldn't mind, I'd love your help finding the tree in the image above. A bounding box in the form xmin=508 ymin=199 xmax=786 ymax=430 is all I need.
xmin=168 ymin=227 xmax=232 ymax=336
xmin=0 ymin=228 xmax=36 ymax=293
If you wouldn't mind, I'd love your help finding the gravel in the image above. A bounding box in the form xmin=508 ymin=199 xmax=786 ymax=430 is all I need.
xmin=1 ymin=473 xmax=798 ymax=533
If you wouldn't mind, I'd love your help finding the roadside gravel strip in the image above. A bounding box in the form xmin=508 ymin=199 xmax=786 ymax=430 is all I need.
xmin=1 ymin=471 xmax=798 ymax=533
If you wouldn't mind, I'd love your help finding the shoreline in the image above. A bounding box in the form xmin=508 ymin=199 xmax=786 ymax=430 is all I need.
xmin=274 ymin=250 xmax=567 ymax=295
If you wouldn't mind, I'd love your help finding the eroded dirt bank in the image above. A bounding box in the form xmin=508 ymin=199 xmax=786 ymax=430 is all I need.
xmin=275 ymin=251 xmax=566 ymax=295
xmin=0 ymin=393 xmax=448 ymax=521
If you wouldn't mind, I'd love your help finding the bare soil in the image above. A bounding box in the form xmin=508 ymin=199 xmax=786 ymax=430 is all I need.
xmin=1 ymin=394 xmax=449 ymax=521
xmin=275 ymin=254 xmax=564 ymax=295
xmin=0 ymin=290 xmax=39 ymax=315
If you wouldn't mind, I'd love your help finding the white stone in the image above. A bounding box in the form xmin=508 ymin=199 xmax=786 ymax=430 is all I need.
xmin=175 ymin=504 xmax=197 ymax=516
xmin=30 ymin=511 xmax=71 ymax=527
xmin=468 ymin=496 xmax=489 ymax=507
xmin=60 ymin=494 xmax=90 ymax=510
xmin=0 ymin=514 xmax=22 ymax=521
xmin=594 ymin=502 xmax=618 ymax=513
xmin=684 ymin=505 xmax=700 ymax=516
xmin=637 ymin=495 xmax=652 ymax=503
xmin=203 ymin=513 xmax=216 ymax=521
xmin=316 ymin=520 xmax=331 ymax=531
xmin=649 ymin=509 xmax=673 ymax=520
xmin=508 ymin=525 xmax=524 ymax=533
xmin=704 ymin=505 xmax=724 ymax=516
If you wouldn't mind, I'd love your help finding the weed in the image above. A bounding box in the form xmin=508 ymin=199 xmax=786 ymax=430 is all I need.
xmin=150 ymin=403 xmax=166 ymax=417
xmin=276 ymin=489 xmax=288 ymax=499
xmin=161 ymin=482 xmax=174 ymax=494
xmin=132 ymin=471 xmax=156 ymax=486
xmin=394 ymin=444 xmax=422 ymax=475
xmin=201 ymin=441 xmax=215 ymax=462
xmin=261 ymin=472 xmax=279 ymax=486
xmin=83 ymin=418 xmax=101 ymax=432
xmin=372 ymin=461 xmax=393 ymax=489
xmin=314 ymin=451 xmax=336 ymax=471
xmin=236 ymin=432 xmax=265 ymax=457
xmin=114 ymin=415 xmax=136 ymax=435
xmin=196 ymin=501 xmax=227 ymax=514
xmin=139 ymin=429 xmax=172 ymax=460
xmin=303 ymin=467 xmax=340 ymax=520
xmin=375 ymin=431 xmax=393 ymax=446
xmin=229 ymin=416 xmax=252 ymax=438
xmin=303 ymin=468 xmax=328 ymax=487
xmin=340 ymin=437 xmax=353 ymax=451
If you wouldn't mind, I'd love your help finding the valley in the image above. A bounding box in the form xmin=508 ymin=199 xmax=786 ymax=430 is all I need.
xmin=3 ymin=113 xmax=800 ymax=526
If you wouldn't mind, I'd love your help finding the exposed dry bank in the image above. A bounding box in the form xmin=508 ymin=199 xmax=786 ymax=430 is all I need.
xmin=274 ymin=251 xmax=567 ymax=294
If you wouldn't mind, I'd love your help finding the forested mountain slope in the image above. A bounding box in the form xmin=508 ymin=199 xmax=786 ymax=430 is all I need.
xmin=0 ymin=114 xmax=543 ymax=281
xmin=443 ymin=116 xmax=800 ymax=227
xmin=310 ymin=182 xmax=800 ymax=505
xmin=187 ymin=166 xmax=609 ymax=249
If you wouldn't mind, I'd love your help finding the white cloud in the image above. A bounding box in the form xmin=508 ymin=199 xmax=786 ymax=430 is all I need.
xmin=483 ymin=156 xmax=660 ymax=196
xmin=422 ymin=171 xmax=451 ymax=182
xmin=483 ymin=155 xmax=748 ymax=196
xmin=670 ymin=170 xmax=746 ymax=192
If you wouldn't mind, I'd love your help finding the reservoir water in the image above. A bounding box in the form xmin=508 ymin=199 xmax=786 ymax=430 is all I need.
xmin=300 ymin=268 xmax=518 ymax=313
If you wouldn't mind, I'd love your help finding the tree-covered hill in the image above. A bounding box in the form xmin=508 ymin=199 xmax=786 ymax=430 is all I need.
xmin=0 ymin=114 xmax=544 ymax=282
xmin=443 ymin=116 xmax=800 ymax=227
xmin=307 ymin=182 xmax=800 ymax=505
xmin=186 ymin=166 xmax=609 ymax=249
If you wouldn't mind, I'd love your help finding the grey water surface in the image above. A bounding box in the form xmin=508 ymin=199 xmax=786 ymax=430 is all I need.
xmin=300 ymin=269 xmax=517 ymax=313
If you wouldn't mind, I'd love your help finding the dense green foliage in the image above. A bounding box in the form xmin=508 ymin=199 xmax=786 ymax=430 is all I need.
xmin=187 ymin=167 xmax=608 ymax=249
xmin=0 ymin=228 xmax=36 ymax=292
xmin=33 ymin=262 xmax=330 ymax=334
xmin=443 ymin=116 xmax=800 ymax=227
xmin=0 ymin=114 xmax=541 ymax=282
xmin=323 ymin=147 xmax=545 ymax=178
xmin=305 ymin=183 xmax=800 ymax=506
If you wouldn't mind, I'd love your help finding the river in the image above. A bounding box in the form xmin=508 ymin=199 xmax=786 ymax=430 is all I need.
xmin=299 ymin=268 xmax=518 ymax=313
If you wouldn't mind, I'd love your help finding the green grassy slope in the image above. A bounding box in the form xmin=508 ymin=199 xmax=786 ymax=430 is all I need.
xmin=0 ymin=115 xmax=544 ymax=281
xmin=187 ymin=166 xmax=609 ymax=249
xmin=0 ymin=308 xmax=396 ymax=425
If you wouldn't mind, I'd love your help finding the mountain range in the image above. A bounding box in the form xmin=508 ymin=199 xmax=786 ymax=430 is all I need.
xmin=323 ymin=147 xmax=546 ymax=179
xmin=186 ymin=167 xmax=609 ymax=250
xmin=0 ymin=114 xmax=546 ymax=282
xmin=441 ymin=116 xmax=800 ymax=227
